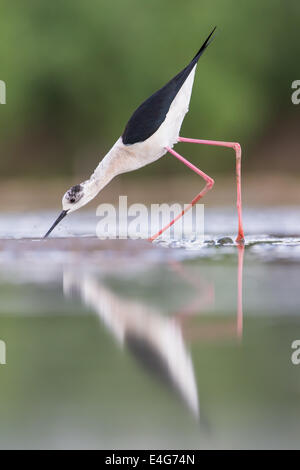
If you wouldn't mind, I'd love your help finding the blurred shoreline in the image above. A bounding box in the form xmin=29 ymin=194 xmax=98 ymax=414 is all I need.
xmin=0 ymin=172 xmax=299 ymax=212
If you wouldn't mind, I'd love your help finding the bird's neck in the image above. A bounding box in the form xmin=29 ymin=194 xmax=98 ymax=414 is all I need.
xmin=87 ymin=143 xmax=120 ymax=196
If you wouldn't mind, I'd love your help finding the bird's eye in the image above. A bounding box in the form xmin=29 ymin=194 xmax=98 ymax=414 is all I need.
xmin=70 ymin=198 xmax=75 ymax=203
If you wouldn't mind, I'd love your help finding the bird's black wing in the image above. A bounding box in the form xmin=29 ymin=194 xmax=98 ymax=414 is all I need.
xmin=122 ymin=27 xmax=216 ymax=145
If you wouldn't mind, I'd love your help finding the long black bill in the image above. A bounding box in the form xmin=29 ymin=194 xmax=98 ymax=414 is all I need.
xmin=43 ymin=210 xmax=68 ymax=238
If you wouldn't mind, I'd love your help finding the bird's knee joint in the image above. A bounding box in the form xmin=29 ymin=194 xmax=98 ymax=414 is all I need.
xmin=207 ymin=178 xmax=215 ymax=189
xmin=233 ymin=142 xmax=241 ymax=154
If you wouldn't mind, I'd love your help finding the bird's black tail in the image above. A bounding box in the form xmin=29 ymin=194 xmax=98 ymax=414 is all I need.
xmin=192 ymin=26 xmax=217 ymax=62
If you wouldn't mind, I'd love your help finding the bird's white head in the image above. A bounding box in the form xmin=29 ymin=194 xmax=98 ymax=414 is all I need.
xmin=44 ymin=179 xmax=98 ymax=238
xmin=62 ymin=182 xmax=90 ymax=213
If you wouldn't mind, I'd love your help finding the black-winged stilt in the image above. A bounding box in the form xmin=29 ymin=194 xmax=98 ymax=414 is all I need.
xmin=44 ymin=27 xmax=245 ymax=243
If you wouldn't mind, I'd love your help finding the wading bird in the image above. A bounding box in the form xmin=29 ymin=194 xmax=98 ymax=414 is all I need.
xmin=44 ymin=28 xmax=244 ymax=242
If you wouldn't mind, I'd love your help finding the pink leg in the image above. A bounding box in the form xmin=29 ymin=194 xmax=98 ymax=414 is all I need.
xmin=237 ymin=243 xmax=244 ymax=341
xmin=178 ymin=137 xmax=245 ymax=243
xmin=149 ymin=146 xmax=214 ymax=242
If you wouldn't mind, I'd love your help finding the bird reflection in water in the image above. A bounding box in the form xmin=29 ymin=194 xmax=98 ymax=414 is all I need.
xmin=63 ymin=245 xmax=244 ymax=418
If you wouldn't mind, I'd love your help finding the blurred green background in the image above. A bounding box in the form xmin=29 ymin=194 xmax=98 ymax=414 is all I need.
xmin=0 ymin=1 xmax=299 ymax=187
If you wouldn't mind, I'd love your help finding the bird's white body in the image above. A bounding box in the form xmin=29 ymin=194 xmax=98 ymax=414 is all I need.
xmin=71 ymin=64 xmax=197 ymax=211
xmin=90 ymin=65 xmax=197 ymax=191
xmin=67 ymin=65 xmax=196 ymax=213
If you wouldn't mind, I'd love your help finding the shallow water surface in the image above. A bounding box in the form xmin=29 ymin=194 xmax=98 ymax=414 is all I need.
xmin=0 ymin=208 xmax=299 ymax=449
